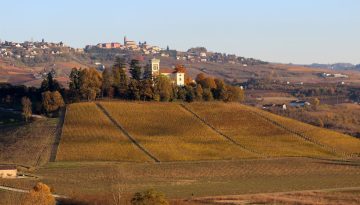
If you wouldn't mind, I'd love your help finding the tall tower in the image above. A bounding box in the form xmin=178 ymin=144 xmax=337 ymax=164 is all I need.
xmin=124 ymin=36 xmax=127 ymax=45
xmin=150 ymin=58 xmax=160 ymax=76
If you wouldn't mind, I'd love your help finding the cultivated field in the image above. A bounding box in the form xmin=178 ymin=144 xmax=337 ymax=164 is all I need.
xmin=185 ymin=103 xmax=335 ymax=158
xmin=251 ymin=106 xmax=360 ymax=156
xmin=56 ymin=102 xmax=151 ymax=162
xmin=1 ymin=158 xmax=360 ymax=199
xmin=99 ymin=101 xmax=255 ymax=161
xmin=0 ymin=117 xmax=58 ymax=167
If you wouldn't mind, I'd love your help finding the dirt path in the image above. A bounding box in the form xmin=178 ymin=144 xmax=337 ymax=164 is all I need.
xmin=0 ymin=185 xmax=67 ymax=199
xmin=96 ymin=103 xmax=160 ymax=163
xmin=49 ymin=107 xmax=66 ymax=162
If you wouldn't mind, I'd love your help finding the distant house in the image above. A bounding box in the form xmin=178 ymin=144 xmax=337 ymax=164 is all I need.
xmin=148 ymin=58 xmax=185 ymax=86
xmin=289 ymin=100 xmax=310 ymax=107
xmin=262 ymin=104 xmax=287 ymax=110
xmin=0 ymin=165 xmax=17 ymax=179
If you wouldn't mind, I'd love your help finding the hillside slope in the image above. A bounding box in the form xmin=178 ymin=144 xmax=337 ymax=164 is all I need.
xmin=56 ymin=102 xmax=360 ymax=162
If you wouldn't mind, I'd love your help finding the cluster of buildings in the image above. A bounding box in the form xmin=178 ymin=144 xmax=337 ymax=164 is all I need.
xmin=0 ymin=39 xmax=83 ymax=59
xmin=87 ymin=36 xmax=161 ymax=54
xmin=148 ymin=58 xmax=185 ymax=86
xmin=320 ymin=72 xmax=349 ymax=78
xmin=262 ymin=100 xmax=311 ymax=111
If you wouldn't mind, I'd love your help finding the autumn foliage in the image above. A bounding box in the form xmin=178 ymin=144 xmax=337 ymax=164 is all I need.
xmin=23 ymin=182 xmax=55 ymax=205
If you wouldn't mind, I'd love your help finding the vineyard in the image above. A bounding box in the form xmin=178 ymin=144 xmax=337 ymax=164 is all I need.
xmin=184 ymin=103 xmax=335 ymax=158
xmin=56 ymin=101 xmax=360 ymax=162
xmin=56 ymin=102 xmax=151 ymax=162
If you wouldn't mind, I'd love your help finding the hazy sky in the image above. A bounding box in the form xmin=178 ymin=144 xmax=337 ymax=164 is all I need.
xmin=1 ymin=0 xmax=359 ymax=64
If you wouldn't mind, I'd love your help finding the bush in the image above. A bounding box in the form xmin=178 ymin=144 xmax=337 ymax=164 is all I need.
xmin=131 ymin=189 xmax=169 ymax=205
xmin=23 ymin=182 xmax=55 ymax=205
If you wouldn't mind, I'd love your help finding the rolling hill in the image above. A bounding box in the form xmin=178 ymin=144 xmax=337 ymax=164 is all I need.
xmin=55 ymin=101 xmax=360 ymax=162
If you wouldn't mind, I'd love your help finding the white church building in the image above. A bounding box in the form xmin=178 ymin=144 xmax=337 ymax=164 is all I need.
xmin=148 ymin=58 xmax=185 ymax=86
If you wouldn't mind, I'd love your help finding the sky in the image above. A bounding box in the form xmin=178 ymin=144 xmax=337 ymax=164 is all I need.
xmin=0 ymin=0 xmax=359 ymax=64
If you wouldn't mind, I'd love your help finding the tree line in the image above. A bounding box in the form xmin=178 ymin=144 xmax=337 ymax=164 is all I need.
xmin=0 ymin=57 xmax=244 ymax=121
xmin=66 ymin=57 xmax=245 ymax=103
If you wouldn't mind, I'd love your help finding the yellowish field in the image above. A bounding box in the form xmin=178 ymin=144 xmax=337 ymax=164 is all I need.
xmin=99 ymin=101 xmax=256 ymax=161
xmin=185 ymin=103 xmax=334 ymax=157
xmin=251 ymin=106 xmax=360 ymax=155
xmin=56 ymin=102 xmax=150 ymax=162
xmin=57 ymin=101 xmax=359 ymax=162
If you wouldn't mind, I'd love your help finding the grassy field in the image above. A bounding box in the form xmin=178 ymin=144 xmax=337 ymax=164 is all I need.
xmin=1 ymin=158 xmax=360 ymax=200
xmin=0 ymin=117 xmax=57 ymax=167
xmin=56 ymin=102 xmax=151 ymax=162
xmin=99 ymin=101 xmax=255 ymax=161
xmin=196 ymin=188 xmax=360 ymax=205
xmin=185 ymin=103 xmax=335 ymax=158
xmin=250 ymin=105 xmax=360 ymax=156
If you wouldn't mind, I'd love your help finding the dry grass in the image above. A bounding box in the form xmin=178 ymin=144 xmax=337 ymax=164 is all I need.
xmin=252 ymin=105 xmax=360 ymax=155
xmin=0 ymin=190 xmax=25 ymax=205
xmin=196 ymin=189 xmax=360 ymax=205
xmin=1 ymin=158 xmax=360 ymax=199
xmin=0 ymin=118 xmax=57 ymax=167
xmin=99 ymin=101 xmax=255 ymax=161
xmin=185 ymin=102 xmax=333 ymax=158
xmin=56 ymin=102 xmax=150 ymax=162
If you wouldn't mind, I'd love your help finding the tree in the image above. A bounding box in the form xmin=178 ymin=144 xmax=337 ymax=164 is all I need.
xmin=195 ymin=73 xmax=206 ymax=84
xmin=202 ymin=88 xmax=213 ymax=101
xmin=131 ymin=189 xmax=169 ymax=205
xmin=41 ymin=72 xmax=61 ymax=92
xmin=127 ymin=79 xmax=141 ymax=100
xmin=140 ymin=79 xmax=154 ymax=101
xmin=185 ymin=86 xmax=195 ymax=102
xmin=23 ymin=182 xmax=55 ymax=205
xmin=101 ymin=67 xmax=114 ymax=98
xmin=213 ymin=78 xmax=228 ymax=100
xmin=80 ymin=68 xmax=103 ymax=101
xmin=195 ymin=84 xmax=203 ymax=101
xmin=130 ymin=59 xmax=142 ymax=80
xmin=312 ymin=97 xmax=320 ymax=110
xmin=21 ymin=97 xmax=32 ymax=122
xmin=42 ymin=91 xmax=65 ymax=115
xmin=68 ymin=67 xmax=81 ymax=101
xmin=154 ymin=76 xmax=173 ymax=102
xmin=226 ymin=86 xmax=245 ymax=102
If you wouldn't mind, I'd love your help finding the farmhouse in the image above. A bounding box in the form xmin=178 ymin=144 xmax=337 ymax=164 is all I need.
xmin=262 ymin=104 xmax=287 ymax=110
xmin=0 ymin=165 xmax=17 ymax=179
xmin=148 ymin=58 xmax=185 ymax=86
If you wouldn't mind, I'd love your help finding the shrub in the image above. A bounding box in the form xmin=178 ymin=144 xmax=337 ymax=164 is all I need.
xmin=131 ymin=189 xmax=169 ymax=205
xmin=23 ymin=182 xmax=55 ymax=205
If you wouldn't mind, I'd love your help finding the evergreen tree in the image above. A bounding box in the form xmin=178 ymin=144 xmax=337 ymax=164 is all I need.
xmin=101 ymin=67 xmax=114 ymax=98
xmin=68 ymin=67 xmax=81 ymax=102
xmin=140 ymin=79 xmax=154 ymax=101
xmin=127 ymin=79 xmax=141 ymax=100
xmin=41 ymin=72 xmax=60 ymax=92
xmin=130 ymin=59 xmax=142 ymax=80
xmin=118 ymin=67 xmax=128 ymax=98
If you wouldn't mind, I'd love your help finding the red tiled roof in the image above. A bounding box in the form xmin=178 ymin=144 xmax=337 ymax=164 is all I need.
xmin=160 ymin=68 xmax=185 ymax=74
xmin=0 ymin=165 xmax=17 ymax=170
xmin=160 ymin=68 xmax=174 ymax=73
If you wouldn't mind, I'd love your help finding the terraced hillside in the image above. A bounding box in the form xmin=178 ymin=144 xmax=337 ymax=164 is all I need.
xmin=56 ymin=101 xmax=360 ymax=162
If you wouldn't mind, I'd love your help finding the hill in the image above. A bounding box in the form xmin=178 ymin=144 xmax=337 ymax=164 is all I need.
xmin=55 ymin=101 xmax=360 ymax=162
